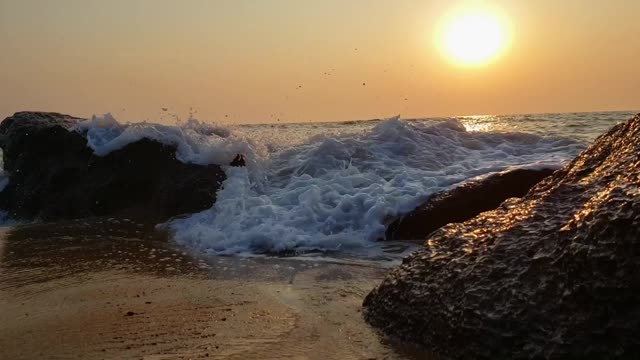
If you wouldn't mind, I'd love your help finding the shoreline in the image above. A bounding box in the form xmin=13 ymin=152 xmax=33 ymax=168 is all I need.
xmin=0 ymin=220 xmax=433 ymax=359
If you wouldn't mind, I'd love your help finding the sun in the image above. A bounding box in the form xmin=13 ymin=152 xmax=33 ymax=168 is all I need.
xmin=437 ymin=6 xmax=511 ymax=66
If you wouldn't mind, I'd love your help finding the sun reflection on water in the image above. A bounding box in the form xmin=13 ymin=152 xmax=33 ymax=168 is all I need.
xmin=459 ymin=115 xmax=499 ymax=132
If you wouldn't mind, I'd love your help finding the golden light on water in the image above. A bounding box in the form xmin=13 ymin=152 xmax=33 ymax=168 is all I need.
xmin=460 ymin=115 xmax=498 ymax=132
xmin=437 ymin=5 xmax=511 ymax=66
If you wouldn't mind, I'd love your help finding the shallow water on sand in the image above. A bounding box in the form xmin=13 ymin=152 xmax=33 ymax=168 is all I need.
xmin=0 ymin=219 xmax=435 ymax=359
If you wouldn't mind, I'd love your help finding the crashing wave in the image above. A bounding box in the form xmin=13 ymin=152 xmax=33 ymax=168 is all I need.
xmin=165 ymin=116 xmax=584 ymax=255
xmin=0 ymin=111 xmax=588 ymax=255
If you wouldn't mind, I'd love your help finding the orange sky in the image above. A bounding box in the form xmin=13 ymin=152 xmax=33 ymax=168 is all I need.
xmin=0 ymin=0 xmax=638 ymax=123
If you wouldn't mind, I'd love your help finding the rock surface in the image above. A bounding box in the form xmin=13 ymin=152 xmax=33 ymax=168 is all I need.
xmin=0 ymin=112 xmax=226 ymax=221
xmin=385 ymin=168 xmax=555 ymax=241
xmin=229 ymin=154 xmax=247 ymax=167
xmin=364 ymin=114 xmax=640 ymax=359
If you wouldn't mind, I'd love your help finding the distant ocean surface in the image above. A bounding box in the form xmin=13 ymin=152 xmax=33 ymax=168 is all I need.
xmin=2 ymin=111 xmax=637 ymax=260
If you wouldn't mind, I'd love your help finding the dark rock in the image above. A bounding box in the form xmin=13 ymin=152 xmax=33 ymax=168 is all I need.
xmin=364 ymin=114 xmax=640 ymax=359
xmin=230 ymin=154 xmax=246 ymax=167
xmin=386 ymin=168 xmax=555 ymax=241
xmin=0 ymin=112 xmax=226 ymax=222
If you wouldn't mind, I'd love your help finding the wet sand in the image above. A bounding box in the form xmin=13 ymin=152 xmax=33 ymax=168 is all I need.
xmin=0 ymin=219 xmax=432 ymax=359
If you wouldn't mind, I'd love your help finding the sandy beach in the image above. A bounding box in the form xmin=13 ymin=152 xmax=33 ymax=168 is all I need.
xmin=0 ymin=219 xmax=431 ymax=360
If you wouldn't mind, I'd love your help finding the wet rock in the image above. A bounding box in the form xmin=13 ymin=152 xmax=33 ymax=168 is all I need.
xmin=364 ymin=114 xmax=640 ymax=359
xmin=385 ymin=168 xmax=555 ymax=241
xmin=229 ymin=154 xmax=246 ymax=167
xmin=0 ymin=112 xmax=226 ymax=222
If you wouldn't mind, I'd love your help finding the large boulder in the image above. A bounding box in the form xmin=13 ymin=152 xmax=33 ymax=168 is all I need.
xmin=364 ymin=114 xmax=640 ymax=359
xmin=0 ymin=112 xmax=226 ymax=221
xmin=386 ymin=168 xmax=555 ymax=241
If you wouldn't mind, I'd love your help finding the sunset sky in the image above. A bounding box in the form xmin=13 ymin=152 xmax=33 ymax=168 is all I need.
xmin=1 ymin=0 xmax=638 ymax=123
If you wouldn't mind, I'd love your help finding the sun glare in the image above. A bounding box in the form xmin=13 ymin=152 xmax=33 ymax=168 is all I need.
xmin=437 ymin=6 xmax=510 ymax=66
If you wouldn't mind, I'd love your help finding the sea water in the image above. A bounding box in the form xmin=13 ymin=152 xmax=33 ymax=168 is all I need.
xmin=10 ymin=111 xmax=638 ymax=259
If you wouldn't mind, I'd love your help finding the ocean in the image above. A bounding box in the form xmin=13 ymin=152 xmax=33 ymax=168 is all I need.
xmin=4 ymin=111 xmax=636 ymax=261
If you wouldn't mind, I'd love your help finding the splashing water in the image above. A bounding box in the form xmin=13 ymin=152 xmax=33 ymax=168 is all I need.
xmin=67 ymin=111 xmax=632 ymax=258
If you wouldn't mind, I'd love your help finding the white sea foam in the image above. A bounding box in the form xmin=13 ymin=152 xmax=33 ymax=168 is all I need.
xmin=71 ymin=113 xmax=588 ymax=257
xmin=74 ymin=113 xmax=268 ymax=179
xmin=170 ymin=117 xmax=583 ymax=255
